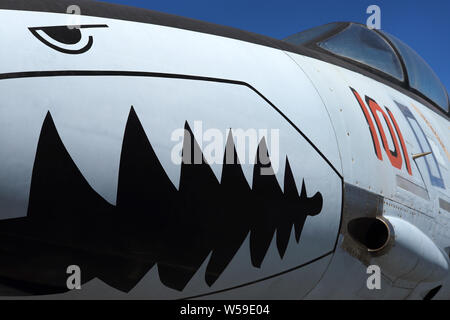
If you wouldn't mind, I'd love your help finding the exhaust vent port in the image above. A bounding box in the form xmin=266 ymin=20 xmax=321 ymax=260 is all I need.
xmin=347 ymin=217 xmax=389 ymax=252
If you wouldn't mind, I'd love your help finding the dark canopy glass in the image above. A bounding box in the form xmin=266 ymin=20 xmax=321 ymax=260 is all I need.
xmin=283 ymin=23 xmax=449 ymax=113
xmin=382 ymin=31 xmax=449 ymax=112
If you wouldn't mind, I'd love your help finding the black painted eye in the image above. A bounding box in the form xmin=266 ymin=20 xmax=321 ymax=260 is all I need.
xmin=29 ymin=25 xmax=108 ymax=54
xmin=40 ymin=26 xmax=83 ymax=45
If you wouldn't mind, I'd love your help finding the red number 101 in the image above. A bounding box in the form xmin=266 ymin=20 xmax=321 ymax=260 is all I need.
xmin=350 ymin=87 xmax=412 ymax=175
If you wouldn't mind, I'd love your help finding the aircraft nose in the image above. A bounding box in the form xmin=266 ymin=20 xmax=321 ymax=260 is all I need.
xmin=0 ymin=73 xmax=343 ymax=297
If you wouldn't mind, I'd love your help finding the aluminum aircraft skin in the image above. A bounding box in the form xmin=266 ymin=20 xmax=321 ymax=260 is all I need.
xmin=0 ymin=0 xmax=448 ymax=300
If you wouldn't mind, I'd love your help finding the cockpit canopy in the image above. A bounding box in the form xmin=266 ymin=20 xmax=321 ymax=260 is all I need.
xmin=283 ymin=22 xmax=449 ymax=114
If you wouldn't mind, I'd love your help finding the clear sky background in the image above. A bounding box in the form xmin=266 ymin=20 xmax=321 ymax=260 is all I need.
xmin=104 ymin=0 xmax=448 ymax=92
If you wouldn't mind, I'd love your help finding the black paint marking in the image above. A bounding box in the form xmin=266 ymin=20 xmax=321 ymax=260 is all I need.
xmin=28 ymin=25 xmax=108 ymax=54
xmin=183 ymin=251 xmax=332 ymax=300
xmin=423 ymin=285 xmax=442 ymax=300
xmin=0 ymin=108 xmax=323 ymax=294
xmin=40 ymin=26 xmax=82 ymax=45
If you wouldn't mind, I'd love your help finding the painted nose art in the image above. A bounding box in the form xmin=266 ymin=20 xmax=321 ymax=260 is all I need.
xmin=28 ymin=24 xmax=108 ymax=54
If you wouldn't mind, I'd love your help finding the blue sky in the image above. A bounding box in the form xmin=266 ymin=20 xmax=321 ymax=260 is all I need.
xmin=104 ymin=0 xmax=449 ymax=92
